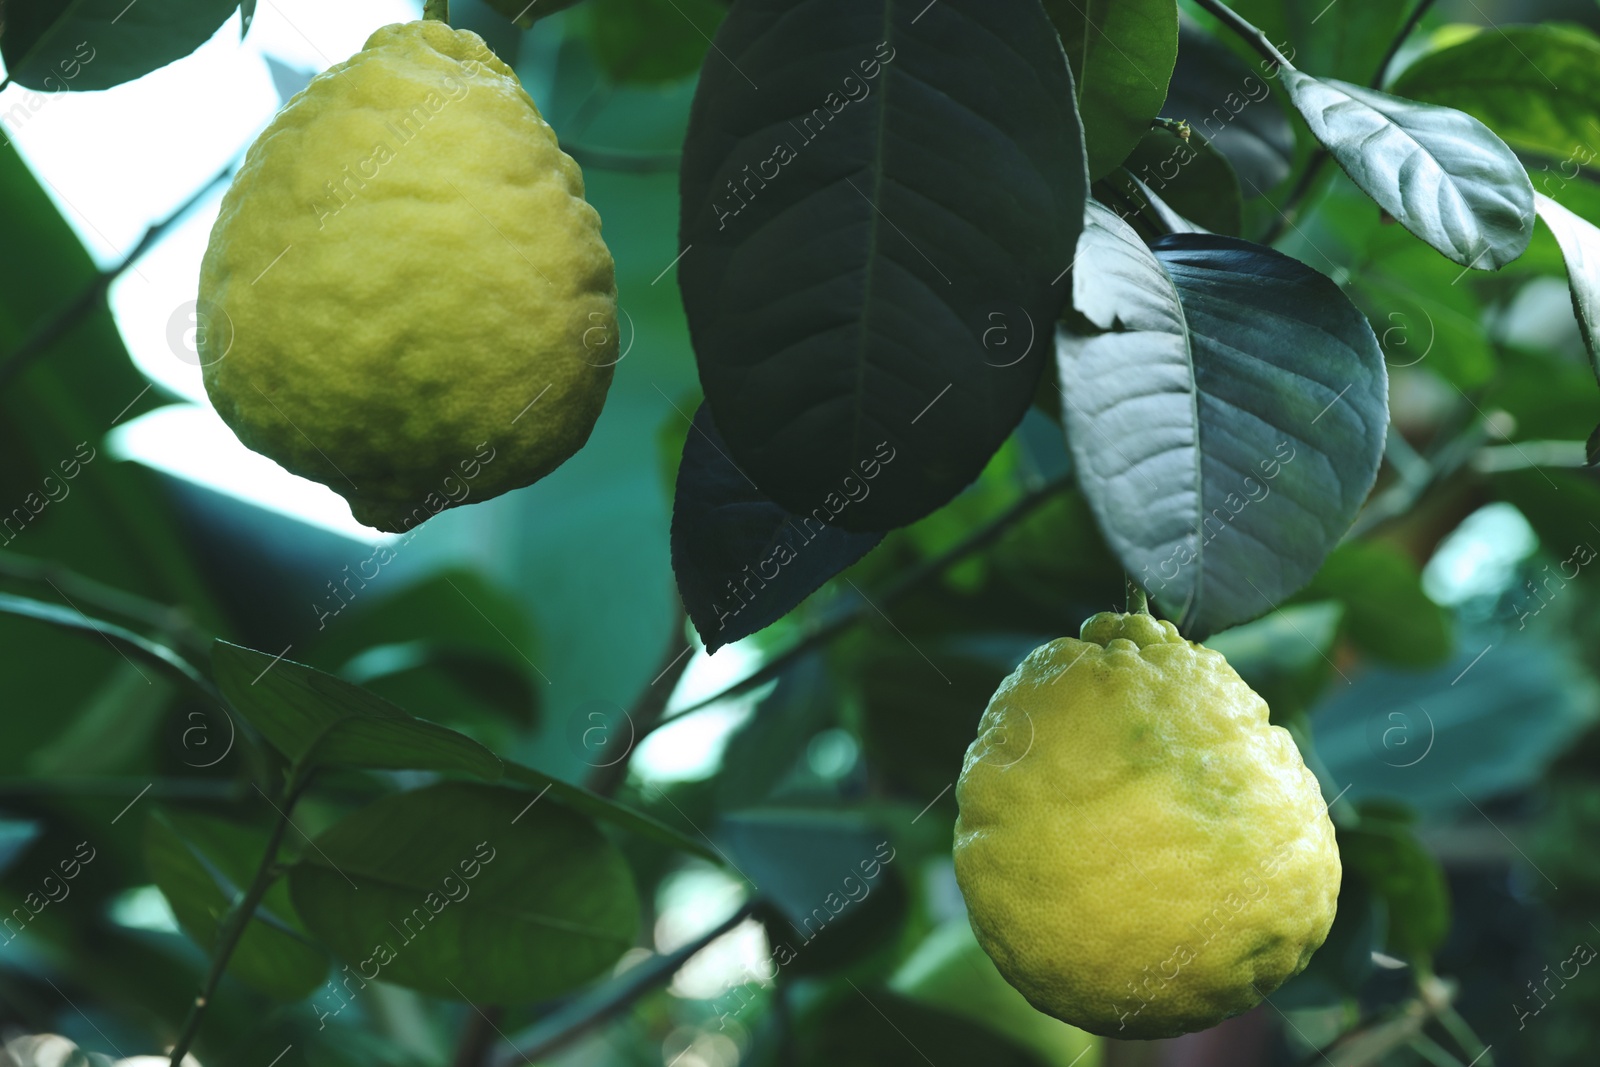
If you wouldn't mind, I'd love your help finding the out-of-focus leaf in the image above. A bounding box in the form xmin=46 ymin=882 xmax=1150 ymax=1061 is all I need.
xmin=891 ymin=920 xmax=1100 ymax=1067
xmin=1341 ymin=801 xmax=1450 ymax=960
xmin=858 ymin=643 xmax=1015 ymax=802
xmin=1047 ymin=0 xmax=1179 ymax=179
xmin=289 ymin=783 xmax=638 ymax=1003
xmin=1314 ymin=633 xmax=1600 ymax=814
xmin=146 ymin=809 xmax=327 ymax=1000
xmin=717 ymin=655 xmax=836 ymax=809
xmin=1229 ymin=0 xmax=1407 ymax=84
xmin=485 ymin=0 xmax=584 ymax=27
xmin=1206 ymin=601 xmax=1343 ymax=724
xmin=211 ymin=641 xmax=503 ymax=778
xmin=582 ymin=0 xmax=726 ymax=83
xmin=1301 ymin=542 xmax=1452 ymax=667
xmin=0 ymin=0 xmax=240 ymax=91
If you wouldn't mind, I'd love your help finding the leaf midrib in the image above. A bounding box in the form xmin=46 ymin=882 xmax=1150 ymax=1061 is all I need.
xmin=846 ymin=0 xmax=899 ymax=471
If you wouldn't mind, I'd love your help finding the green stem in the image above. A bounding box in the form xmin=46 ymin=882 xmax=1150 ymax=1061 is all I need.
xmin=1125 ymin=576 xmax=1149 ymax=616
xmin=423 ymin=0 xmax=449 ymax=22
xmin=1187 ymin=0 xmax=1292 ymax=70
xmin=167 ymin=775 xmax=309 ymax=1066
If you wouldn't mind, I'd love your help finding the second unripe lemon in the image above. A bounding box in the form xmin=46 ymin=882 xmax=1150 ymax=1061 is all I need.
xmin=198 ymin=21 xmax=617 ymax=532
xmin=954 ymin=611 xmax=1340 ymax=1039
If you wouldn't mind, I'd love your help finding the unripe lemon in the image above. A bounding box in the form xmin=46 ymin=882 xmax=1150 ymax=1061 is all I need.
xmin=953 ymin=611 xmax=1339 ymax=1039
xmin=198 ymin=21 xmax=617 ymax=532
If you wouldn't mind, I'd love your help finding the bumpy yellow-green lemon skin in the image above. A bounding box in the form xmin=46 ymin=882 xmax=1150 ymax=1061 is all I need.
xmin=953 ymin=611 xmax=1339 ymax=1040
xmin=198 ymin=20 xmax=616 ymax=532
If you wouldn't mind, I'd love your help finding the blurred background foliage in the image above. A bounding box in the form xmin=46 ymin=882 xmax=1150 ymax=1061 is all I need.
xmin=1 ymin=0 xmax=1600 ymax=1065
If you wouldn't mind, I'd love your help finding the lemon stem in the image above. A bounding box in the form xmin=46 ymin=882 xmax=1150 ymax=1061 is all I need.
xmin=423 ymin=0 xmax=449 ymax=21
xmin=1125 ymin=576 xmax=1149 ymax=616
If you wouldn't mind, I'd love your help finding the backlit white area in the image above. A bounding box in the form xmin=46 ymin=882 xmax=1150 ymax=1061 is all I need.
xmin=1 ymin=1 xmax=420 ymax=535
xmin=1423 ymin=502 xmax=1539 ymax=606
xmin=653 ymin=865 xmax=770 ymax=1000
xmin=107 ymin=884 xmax=181 ymax=934
xmin=634 ymin=641 xmax=770 ymax=784
xmin=108 ymin=404 xmax=388 ymax=542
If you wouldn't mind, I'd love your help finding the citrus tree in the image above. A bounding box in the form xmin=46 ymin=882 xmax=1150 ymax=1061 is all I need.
xmin=1 ymin=0 xmax=1597 ymax=1065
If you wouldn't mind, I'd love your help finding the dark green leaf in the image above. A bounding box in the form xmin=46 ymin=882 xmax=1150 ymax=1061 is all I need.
xmin=1534 ymin=193 xmax=1600 ymax=396
xmin=146 ymin=810 xmax=327 ymax=1000
xmin=239 ymin=0 xmax=256 ymax=39
xmin=1 ymin=0 xmax=239 ymax=92
xmin=501 ymin=759 xmax=726 ymax=866
xmin=679 ymin=0 xmax=1088 ymax=531
xmin=289 ymin=782 xmax=638 ymax=1003
xmin=1279 ymin=69 xmax=1534 ymax=269
xmin=673 ymin=403 xmax=882 ymax=652
xmin=211 ymin=641 xmax=503 ymax=779
xmin=582 ymin=0 xmax=726 ymax=83
xmin=1391 ymin=24 xmax=1600 ymax=161
xmin=1340 ymin=805 xmax=1450 ymax=959
xmin=1302 ymin=541 xmax=1452 ymax=668
xmin=1046 ymin=0 xmax=1179 ymax=179
xmin=1118 ymin=125 xmax=1244 ymax=236
xmin=1160 ymin=19 xmax=1293 ymax=194
xmin=1059 ymin=204 xmax=1388 ymax=637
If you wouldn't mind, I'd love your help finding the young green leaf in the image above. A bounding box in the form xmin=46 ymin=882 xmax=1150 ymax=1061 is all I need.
xmin=1058 ymin=202 xmax=1388 ymax=638
xmin=146 ymin=810 xmax=328 ymax=1000
xmin=288 ymin=782 xmax=639 ymax=1003
xmin=673 ymin=403 xmax=882 ymax=652
xmin=679 ymin=0 xmax=1088 ymax=531
xmin=1046 ymin=0 xmax=1179 ymax=180
xmin=1279 ymin=70 xmax=1534 ymax=269
xmin=211 ymin=641 xmax=503 ymax=779
xmin=1 ymin=0 xmax=240 ymax=92
xmin=1391 ymin=24 xmax=1600 ymax=162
